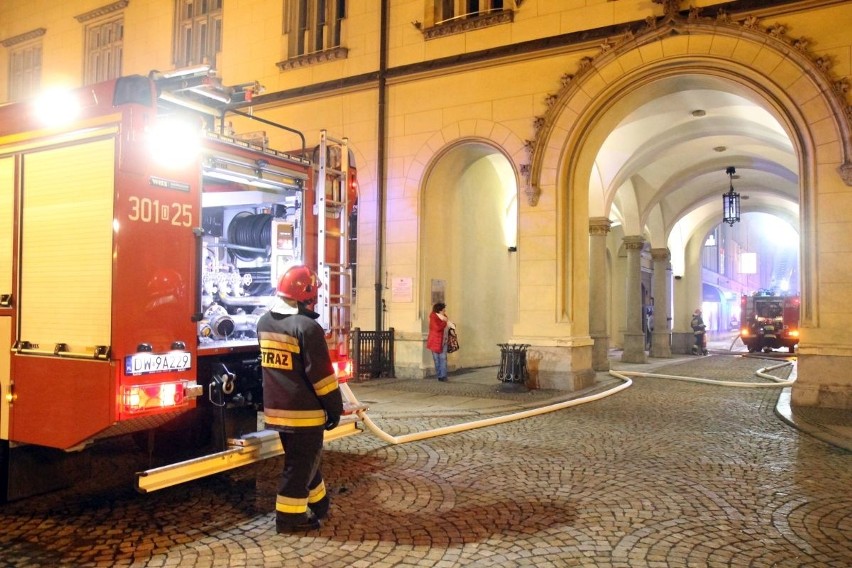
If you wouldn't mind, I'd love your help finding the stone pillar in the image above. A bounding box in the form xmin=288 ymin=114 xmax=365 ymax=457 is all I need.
xmin=621 ymin=235 xmax=647 ymax=363
xmin=650 ymin=248 xmax=672 ymax=358
xmin=589 ymin=218 xmax=611 ymax=371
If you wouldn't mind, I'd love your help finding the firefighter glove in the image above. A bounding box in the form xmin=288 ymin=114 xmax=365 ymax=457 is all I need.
xmin=325 ymin=411 xmax=341 ymax=431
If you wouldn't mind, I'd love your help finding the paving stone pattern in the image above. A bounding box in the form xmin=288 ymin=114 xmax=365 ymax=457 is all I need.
xmin=0 ymin=356 xmax=849 ymax=567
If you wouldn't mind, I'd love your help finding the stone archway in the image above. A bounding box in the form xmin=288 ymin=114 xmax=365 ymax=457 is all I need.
xmin=525 ymin=13 xmax=851 ymax=407
xmin=420 ymin=139 xmax=520 ymax=373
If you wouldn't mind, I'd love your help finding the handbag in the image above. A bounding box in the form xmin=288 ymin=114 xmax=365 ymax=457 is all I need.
xmin=447 ymin=328 xmax=460 ymax=353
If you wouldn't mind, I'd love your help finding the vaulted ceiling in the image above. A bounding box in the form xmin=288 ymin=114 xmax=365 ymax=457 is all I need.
xmin=593 ymin=74 xmax=799 ymax=248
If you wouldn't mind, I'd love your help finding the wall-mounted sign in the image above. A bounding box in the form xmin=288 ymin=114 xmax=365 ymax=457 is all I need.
xmin=392 ymin=277 xmax=413 ymax=302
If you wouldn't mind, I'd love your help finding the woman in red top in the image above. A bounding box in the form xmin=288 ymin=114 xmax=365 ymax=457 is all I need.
xmin=427 ymin=302 xmax=454 ymax=381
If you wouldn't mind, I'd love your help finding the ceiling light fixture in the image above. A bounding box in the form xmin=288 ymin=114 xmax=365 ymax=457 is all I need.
xmin=722 ymin=166 xmax=741 ymax=226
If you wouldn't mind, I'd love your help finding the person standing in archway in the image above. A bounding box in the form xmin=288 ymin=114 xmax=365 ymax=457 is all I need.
xmin=645 ymin=306 xmax=654 ymax=351
xmin=691 ymin=308 xmax=708 ymax=355
xmin=427 ymin=302 xmax=456 ymax=382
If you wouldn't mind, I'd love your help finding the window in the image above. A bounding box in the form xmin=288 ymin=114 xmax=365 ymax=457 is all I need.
xmin=2 ymin=28 xmax=45 ymax=101
xmin=9 ymin=41 xmax=42 ymax=101
xmin=175 ymin=0 xmax=223 ymax=68
xmin=283 ymin=0 xmax=346 ymax=58
xmin=76 ymin=2 xmax=127 ymax=83
xmin=435 ymin=0 xmax=504 ymax=25
xmin=423 ymin=0 xmax=511 ymax=39
xmin=85 ymin=17 xmax=124 ymax=84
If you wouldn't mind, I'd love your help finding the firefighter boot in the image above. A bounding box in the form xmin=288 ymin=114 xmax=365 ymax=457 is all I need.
xmin=309 ymin=495 xmax=330 ymax=520
xmin=276 ymin=511 xmax=321 ymax=533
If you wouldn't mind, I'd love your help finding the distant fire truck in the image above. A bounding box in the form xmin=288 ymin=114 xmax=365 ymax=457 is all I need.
xmin=739 ymin=292 xmax=800 ymax=353
xmin=0 ymin=71 xmax=358 ymax=500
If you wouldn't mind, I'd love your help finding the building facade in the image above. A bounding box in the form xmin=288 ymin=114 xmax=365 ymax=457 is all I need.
xmin=1 ymin=0 xmax=850 ymax=408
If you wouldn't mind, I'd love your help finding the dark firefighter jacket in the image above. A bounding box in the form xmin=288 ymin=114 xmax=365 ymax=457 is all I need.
xmin=257 ymin=309 xmax=343 ymax=431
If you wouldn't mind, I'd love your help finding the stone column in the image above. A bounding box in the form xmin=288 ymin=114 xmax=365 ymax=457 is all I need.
xmin=589 ymin=218 xmax=611 ymax=371
xmin=621 ymin=235 xmax=647 ymax=363
xmin=650 ymin=248 xmax=672 ymax=358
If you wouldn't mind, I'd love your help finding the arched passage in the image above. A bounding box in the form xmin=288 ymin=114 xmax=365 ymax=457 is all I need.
xmin=421 ymin=141 xmax=518 ymax=371
xmin=527 ymin=16 xmax=851 ymax=406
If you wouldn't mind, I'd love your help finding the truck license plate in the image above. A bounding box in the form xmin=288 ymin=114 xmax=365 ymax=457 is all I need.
xmin=126 ymin=351 xmax=192 ymax=375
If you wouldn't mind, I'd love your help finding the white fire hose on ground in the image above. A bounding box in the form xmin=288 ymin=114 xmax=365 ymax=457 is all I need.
xmin=341 ymin=360 xmax=794 ymax=446
xmin=342 ymin=379 xmax=632 ymax=445
xmin=615 ymin=360 xmax=795 ymax=388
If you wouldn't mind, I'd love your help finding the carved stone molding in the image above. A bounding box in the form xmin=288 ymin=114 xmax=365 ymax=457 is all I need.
xmin=589 ymin=218 xmax=612 ymax=236
xmin=525 ymin=2 xmax=852 ymax=203
xmin=623 ymin=235 xmax=646 ymax=251
xmin=519 ymin=163 xmax=539 ymax=206
xmin=423 ymin=10 xmax=514 ymax=40
xmin=276 ymin=46 xmax=348 ymax=71
xmin=839 ymin=162 xmax=852 ymax=186
xmin=75 ymin=0 xmax=129 ymax=23
xmin=524 ymin=183 xmax=541 ymax=206
xmin=2 ymin=27 xmax=46 ymax=48
xmin=650 ymin=248 xmax=671 ymax=262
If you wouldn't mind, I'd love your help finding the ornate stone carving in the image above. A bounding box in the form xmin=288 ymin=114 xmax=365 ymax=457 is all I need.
xmin=742 ymin=15 xmax=760 ymax=29
xmin=422 ymin=10 xmax=513 ymax=40
xmin=526 ymin=2 xmax=852 ymax=211
xmin=577 ymin=56 xmax=594 ymax=71
xmin=589 ymin=218 xmax=612 ymax=236
xmin=767 ymin=24 xmax=787 ymax=40
xmin=520 ymin=164 xmax=540 ymax=206
xmin=1 ymin=27 xmax=45 ymax=48
xmin=650 ymin=248 xmax=671 ymax=262
xmin=623 ymin=235 xmax=646 ymax=251
xmin=524 ymin=185 xmax=541 ymax=206
xmin=75 ymin=0 xmax=128 ymax=23
xmin=793 ymin=37 xmax=810 ymax=52
xmin=652 ymin=0 xmax=680 ymax=19
xmin=815 ymin=56 xmax=833 ymax=73
xmin=276 ymin=46 xmax=349 ymax=71
xmin=839 ymin=162 xmax=852 ymax=186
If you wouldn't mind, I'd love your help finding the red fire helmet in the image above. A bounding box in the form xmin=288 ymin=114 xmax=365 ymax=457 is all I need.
xmin=276 ymin=265 xmax=322 ymax=306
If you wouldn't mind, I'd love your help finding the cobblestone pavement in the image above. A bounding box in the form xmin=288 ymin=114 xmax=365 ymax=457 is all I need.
xmin=1 ymin=355 xmax=850 ymax=567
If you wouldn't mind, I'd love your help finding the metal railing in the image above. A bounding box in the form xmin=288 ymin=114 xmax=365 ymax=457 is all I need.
xmin=352 ymin=327 xmax=395 ymax=380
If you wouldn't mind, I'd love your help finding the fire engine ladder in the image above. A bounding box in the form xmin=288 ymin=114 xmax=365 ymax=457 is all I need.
xmin=315 ymin=130 xmax=352 ymax=361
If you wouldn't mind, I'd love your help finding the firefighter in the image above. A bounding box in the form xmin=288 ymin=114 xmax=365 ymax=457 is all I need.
xmin=257 ymin=265 xmax=343 ymax=533
xmin=690 ymin=308 xmax=708 ymax=355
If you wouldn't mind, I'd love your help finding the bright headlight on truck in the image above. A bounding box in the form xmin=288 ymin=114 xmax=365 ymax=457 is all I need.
xmin=34 ymin=88 xmax=82 ymax=127
xmin=147 ymin=118 xmax=201 ymax=169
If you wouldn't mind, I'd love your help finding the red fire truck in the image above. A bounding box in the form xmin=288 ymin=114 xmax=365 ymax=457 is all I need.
xmin=0 ymin=71 xmax=358 ymax=500
xmin=739 ymin=292 xmax=800 ymax=353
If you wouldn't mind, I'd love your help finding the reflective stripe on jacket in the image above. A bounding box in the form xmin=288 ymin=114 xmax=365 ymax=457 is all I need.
xmin=257 ymin=310 xmax=343 ymax=431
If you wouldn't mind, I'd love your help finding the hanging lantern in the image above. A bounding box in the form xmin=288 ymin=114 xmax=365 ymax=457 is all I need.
xmin=722 ymin=166 xmax=740 ymax=226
